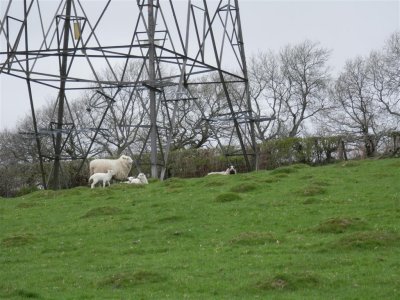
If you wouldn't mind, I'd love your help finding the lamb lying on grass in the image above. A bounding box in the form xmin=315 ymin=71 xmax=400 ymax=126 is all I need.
xmin=124 ymin=173 xmax=148 ymax=185
xmin=89 ymin=155 xmax=133 ymax=181
xmin=207 ymin=165 xmax=237 ymax=176
xmin=89 ymin=170 xmax=115 ymax=188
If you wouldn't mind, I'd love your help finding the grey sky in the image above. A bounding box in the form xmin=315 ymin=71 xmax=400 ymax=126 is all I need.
xmin=1 ymin=0 xmax=399 ymax=130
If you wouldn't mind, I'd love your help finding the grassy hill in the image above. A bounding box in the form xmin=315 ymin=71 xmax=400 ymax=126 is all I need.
xmin=1 ymin=158 xmax=399 ymax=299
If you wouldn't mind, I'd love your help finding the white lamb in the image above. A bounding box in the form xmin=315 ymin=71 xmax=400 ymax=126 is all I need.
xmin=125 ymin=173 xmax=148 ymax=185
xmin=207 ymin=165 xmax=237 ymax=176
xmin=89 ymin=155 xmax=133 ymax=181
xmin=89 ymin=169 xmax=115 ymax=188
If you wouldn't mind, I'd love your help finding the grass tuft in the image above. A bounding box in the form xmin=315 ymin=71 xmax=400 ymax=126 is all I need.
xmin=82 ymin=206 xmax=122 ymax=218
xmin=230 ymin=231 xmax=277 ymax=246
xmin=310 ymin=179 xmax=330 ymax=187
xmin=204 ymin=180 xmax=226 ymax=187
xmin=303 ymin=197 xmax=320 ymax=205
xmin=98 ymin=271 xmax=165 ymax=288
xmin=291 ymin=163 xmax=310 ymax=169
xmin=16 ymin=202 xmax=39 ymax=209
xmin=315 ymin=217 xmax=366 ymax=233
xmin=273 ymin=173 xmax=289 ymax=179
xmin=15 ymin=289 xmax=41 ymax=298
xmin=256 ymin=272 xmax=320 ymax=291
xmin=162 ymin=178 xmax=186 ymax=187
xmin=65 ymin=187 xmax=86 ymax=196
xmin=336 ymin=231 xmax=400 ymax=249
xmin=215 ymin=192 xmax=242 ymax=203
xmin=262 ymin=177 xmax=280 ymax=183
xmin=230 ymin=183 xmax=258 ymax=193
xmin=271 ymin=166 xmax=297 ymax=175
xmin=338 ymin=161 xmax=360 ymax=168
xmin=297 ymin=184 xmax=326 ymax=196
xmin=1 ymin=233 xmax=36 ymax=247
xmin=157 ymin=215 xmax=183 ymax=223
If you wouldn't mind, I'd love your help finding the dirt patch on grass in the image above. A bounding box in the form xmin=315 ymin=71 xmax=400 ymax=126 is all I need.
xmin=336 ymin=231 xmax=400 ymax=249
xmin=315 ymin=217 xmax=366 ymax=233
xmin=1 ymin=233 xmax=36 ymax=247
xmin=215 ymin=193 xmax=242 ymax=203
xmin=98 ymin=271 xmax=166 ymax=288
xmin=256 ymin=272 xmax=319 ymax=291
xmin=230 ymin=183 xmax=258 ymax=193
xmin=230 ymin=232 xmax=277 ymax=246
xmin=82 ymin=206 xmax=122 ymax=218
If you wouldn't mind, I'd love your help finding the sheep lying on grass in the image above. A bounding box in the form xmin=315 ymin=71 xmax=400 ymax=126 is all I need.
xmin=89 ymin=170 xmax=115 ymax=188
xmin=89 ymin=155 xmax=133 ymax=181
xmin=207 ymin=165 xmax=237 ymax=176
xmin=124 ymin=173 xmax=148 ymax=185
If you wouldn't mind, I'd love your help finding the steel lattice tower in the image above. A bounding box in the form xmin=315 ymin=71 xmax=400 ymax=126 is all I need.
xmin=0 ymin=0 xmax=259 ymax=189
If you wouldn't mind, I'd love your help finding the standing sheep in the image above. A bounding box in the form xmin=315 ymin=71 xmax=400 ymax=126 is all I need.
xmin=89 ymin=155 xmax=133 ymax=181
xmin=89 ymin=169 xmax=115 ymax=188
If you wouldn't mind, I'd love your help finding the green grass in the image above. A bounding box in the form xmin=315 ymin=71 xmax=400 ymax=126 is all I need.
xmin=1 ymin=158 xmax=399 ymax=299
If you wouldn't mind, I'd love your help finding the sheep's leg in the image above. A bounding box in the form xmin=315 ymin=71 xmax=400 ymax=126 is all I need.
xmin=91 ymin=179 xmax=97 ymax=189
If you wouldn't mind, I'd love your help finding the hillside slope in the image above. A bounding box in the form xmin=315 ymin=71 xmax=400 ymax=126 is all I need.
xmin=1 ymin=159 xmax=399 ymax=299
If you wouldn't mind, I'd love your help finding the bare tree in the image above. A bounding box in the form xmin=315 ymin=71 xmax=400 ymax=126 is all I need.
xmin=330 ymin=57 xmax=391 ymax=157
xmin=248 ymin=41 xmax=331 ymax=140
xmin=248 ymin=51 xmax=284 ymax=141
xmin=165 ymin=80 xmax=228 ymax=150
xmin=369 ymin=32 xmax=400 ymax=118
xmin=280 ymin=40 xmax=331 ymax=137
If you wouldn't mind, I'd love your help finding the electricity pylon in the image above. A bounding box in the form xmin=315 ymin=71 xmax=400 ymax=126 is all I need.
xmin=0 ymin=0 xmax=259 ymax=188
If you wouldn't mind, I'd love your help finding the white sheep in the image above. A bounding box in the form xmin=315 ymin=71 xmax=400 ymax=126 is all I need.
xmin=89 ymin=169 xmax=115 ymax=188
xmin=124 ymin=173 xmax=148 ymax=185
xmin=207 ymin=165 xmax=237 ymax=176
xmin=89 ymin=155 xmax=133 ymax=181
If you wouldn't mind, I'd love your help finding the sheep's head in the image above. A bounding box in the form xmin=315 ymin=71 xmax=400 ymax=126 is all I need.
xmin=229 ymin=165 xmax=236 ymax=174
xmin=120 ymin=155 xmax=133 ymax=164
xmin=137 ymin=173 xmax=148 ymax=183
xmin=107 ymin=169 xmax=116 ymax=175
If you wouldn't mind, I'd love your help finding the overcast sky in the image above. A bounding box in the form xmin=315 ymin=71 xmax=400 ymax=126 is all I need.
xmin=1 ymin=0 xmax=399 ymax=131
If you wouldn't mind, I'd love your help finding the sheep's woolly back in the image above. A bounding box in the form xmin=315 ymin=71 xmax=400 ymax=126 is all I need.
xmin=89 ymin=155 xmax=133 ymax=180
